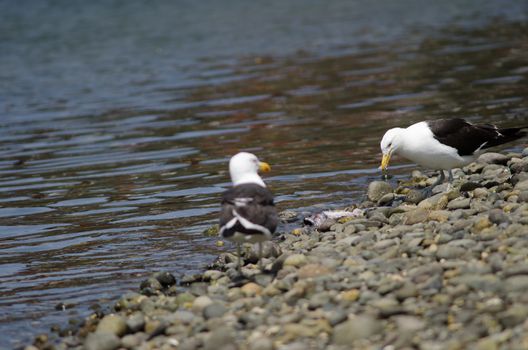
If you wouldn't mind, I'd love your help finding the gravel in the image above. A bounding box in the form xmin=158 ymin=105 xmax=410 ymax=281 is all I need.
xmin=34 ymin=151 xmax=528 ymax=350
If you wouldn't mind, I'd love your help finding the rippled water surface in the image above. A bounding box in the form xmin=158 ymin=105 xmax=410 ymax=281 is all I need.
xmin=1 ymin=1 xmax=528 ymax=347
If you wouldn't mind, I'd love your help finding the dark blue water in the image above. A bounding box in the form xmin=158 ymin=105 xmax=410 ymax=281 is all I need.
xmin=1 ymin=1 xmax=528 ymax=348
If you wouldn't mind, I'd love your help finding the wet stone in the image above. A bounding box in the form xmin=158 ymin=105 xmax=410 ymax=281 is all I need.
xmin=279 ymin=210 xmax=299 ymax=223
xmin=153 ymin=271 xmax=177 ymax=287
xmin=367 ymin=181 xmax=393 ymax=202
xmin=377 ymin=192 xmax=395 ymax=206
xmin=139 ymin=277 xmax=163 ymax=293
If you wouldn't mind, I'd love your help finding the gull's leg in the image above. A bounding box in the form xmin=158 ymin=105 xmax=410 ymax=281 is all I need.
xmin=422 ymin=170 xmax=445 ymax=197
xmin=432 ymin=170 xmax=446 ymax=187
xmin=448 ymin=169 xmax=454 ymax=183
xmin=237 ymin=243 xmax=242 ymax=273
xmin=258 ymin=242 xmax=263 ymax=271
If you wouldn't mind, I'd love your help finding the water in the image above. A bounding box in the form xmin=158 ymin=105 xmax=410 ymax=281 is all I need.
xmin=1 ymin=0 xmax=528 ymax=347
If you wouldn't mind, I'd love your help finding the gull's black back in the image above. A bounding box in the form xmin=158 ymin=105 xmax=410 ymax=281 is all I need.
xmin=427 ymin=118 xmax=527 ymax=156
xmin=219 ymin=183 xmax=278 ymax=237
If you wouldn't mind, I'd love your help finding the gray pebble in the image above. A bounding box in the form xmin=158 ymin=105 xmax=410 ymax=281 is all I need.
xmin=139 ymin=278 xmax=163 ymax=292
xmin=488 ymin=209 xmax=510 ymax=224
xmin=153 ymin=271 xmax=177 ymax=287
xmin=84 ymin=332 xmax=121 ymax=350
xmin=367 ymin=181 xmax=393 ymax=202
xmin=332 ymin=316 xmax=382 ymax=344
xmin=96 ymin=315 xmax=127 ymax=337
xmin=126 ymin=312 xmax=145 ymax=333
xmin=204 ymin=327 xmax=236 ymax=350
xmin=447 ymin=197 xmax=470 ymax=210
xmin=203 ymin=302 xmax=227 ymax=319
xmin=478 ymin=152 xmax=509 ymax=165
xmin=436 ymin=245 xmax=465 ymax=260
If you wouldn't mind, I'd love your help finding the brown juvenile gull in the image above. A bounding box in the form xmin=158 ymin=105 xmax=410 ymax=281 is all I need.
xmin=380 ymin=118 xmax=527 ymax=195
xmin=219 ymin=152 xmax=278 ymax=272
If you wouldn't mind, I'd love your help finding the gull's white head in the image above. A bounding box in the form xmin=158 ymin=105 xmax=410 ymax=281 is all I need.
xmin=229 ymin=152 xmax=271 ymax=187
xmin=380 ymin=127 xmax=404 ymax=170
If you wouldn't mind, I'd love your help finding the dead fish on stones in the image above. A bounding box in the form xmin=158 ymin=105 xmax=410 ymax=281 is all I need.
xmin=303 ymin=209 xmax=364 ymax=231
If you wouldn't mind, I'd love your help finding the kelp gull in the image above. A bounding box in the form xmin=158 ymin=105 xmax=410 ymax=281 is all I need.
xmin=219 ymin=152 xmax=278 ymax=271
xmin=380 ymin=118 xmax=527 ymax=192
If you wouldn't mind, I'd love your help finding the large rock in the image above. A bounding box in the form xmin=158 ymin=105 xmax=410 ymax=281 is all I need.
xmin=367 ymin=181 xmax=393 ymax=202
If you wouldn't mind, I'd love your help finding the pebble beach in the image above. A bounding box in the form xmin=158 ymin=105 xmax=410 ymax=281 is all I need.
xmin=27 ymin=148 xmax=528 ymax=350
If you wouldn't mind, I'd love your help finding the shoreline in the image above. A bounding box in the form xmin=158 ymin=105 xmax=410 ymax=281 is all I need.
xmin=27 ymin=149 xmax=528 ymax=350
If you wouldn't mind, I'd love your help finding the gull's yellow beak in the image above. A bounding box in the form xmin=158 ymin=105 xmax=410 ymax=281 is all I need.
xmin=259 ymin=161 xmax=271 ymax=172
xmin=380 ymin=150 xmax=392 ymax=171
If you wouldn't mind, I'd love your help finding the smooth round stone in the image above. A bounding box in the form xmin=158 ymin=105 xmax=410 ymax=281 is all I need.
xmin=405 ymin=189 xmax=425 ymax=204
xmin=192 ymin=296 xmax=213 ymax=313
xmin=121 ymin=334 xmax=142 ymax=348
xmin=517 ymin=191 xmax=528 ymax=202
xmin=84 ymin=332 xmax=121 ymax=350
xmin=367 ymin=181 xmax=393 ymax=202
xmin=436 ymin=245 xmax=465 ymax=260
xmin=153 ymin=271 xmax=177 ymax=287
xmin=478 ymin=152 xmax=509 ymax=165
xmin=403 ymin=208 xmax=429 ymax=225
xmin=139 ymin=278 xmax=163 ymax=291
xmin=203 ymin=302 xmax=227 ymax=319
xmin=241 ymin=282 xmax=262 ymax=297
xmin=249 ymin=336 xmax=273 ymax=350
xmin=488 ymin=209 xmax=510 ymax=224
xmin=447 ymin=197 xmax=471 ymax=210
xmin=283 ymin=254 xmax=308 ymax=267
xmin=377 ymin=193 xmax=395 ymax=206
xmin=332 ymin=316 xmax=382 ymax=344
xmin=514 ymin=179 xmax=528 ymax=191
xmin=202 ymin=270 xmax=223 ymax=281
xmin=96 ymin=314 xmax=127 ymax=337
xmin=418 ymin=194 xmax=448 ymax=210
xmin=203 ymin=327 xmax=235 ymax=350
xmin=126 ymin=312 xmax=145 ymax=332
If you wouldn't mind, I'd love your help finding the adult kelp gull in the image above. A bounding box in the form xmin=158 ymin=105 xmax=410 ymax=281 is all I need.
xmin=219 ymin=152 xmax=278 ymax=271
xmin=380 ymin=118 xmax=527 ymax=194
